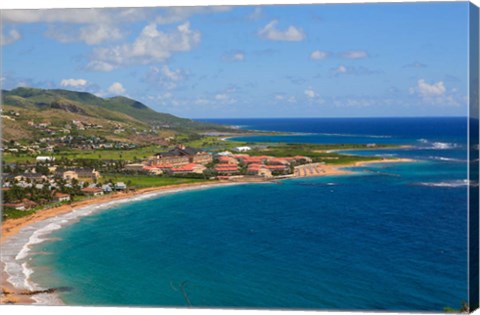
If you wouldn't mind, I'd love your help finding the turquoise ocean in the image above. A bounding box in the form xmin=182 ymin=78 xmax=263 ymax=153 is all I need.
xmin=27 ymin=118 xmax=468 ymax=311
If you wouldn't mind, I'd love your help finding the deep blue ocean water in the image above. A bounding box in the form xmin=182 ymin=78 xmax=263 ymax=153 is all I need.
xmin=30 ymin=118 xmax=468 ymax=311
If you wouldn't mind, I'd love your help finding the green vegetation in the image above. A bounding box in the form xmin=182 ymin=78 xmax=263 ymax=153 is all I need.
xmin=247 ymin=143 xmax=393 ymax=164
xmin=100 ymin=174 xmax=208 ymax=188
xmin=1 ymin=87 xmax=238 ymax=143
xmin=2 ymin=207 xmax=37 ymax=220
xmin=443 ymin=301 xmax=469 ymax=313
xmin=4 ymin=146 xmax=161 ymax=163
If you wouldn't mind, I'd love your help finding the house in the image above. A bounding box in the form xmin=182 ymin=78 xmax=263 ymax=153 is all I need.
xmin=52 ymin=192 xmax=71 ymax=202
xmin=3 ymin=202 xmax=26 ymax=211
xmin=102 ymin=184 xmax=113 ymax=193
xmin=235 ymin=146 xmax=252 ymax=152
xmin=3 ymin=199 xmax=37 ymax=211
xmin=153 ymin=145 xmax=212 ymax=167
xmin=114 ymin=182 xmax=127 ymax=191
xmin=81 ymin=187 xmax=104 ymax=196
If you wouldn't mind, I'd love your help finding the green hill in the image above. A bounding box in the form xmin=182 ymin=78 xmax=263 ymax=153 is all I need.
xmin=2 ymin=87 xmax=233 ymax=131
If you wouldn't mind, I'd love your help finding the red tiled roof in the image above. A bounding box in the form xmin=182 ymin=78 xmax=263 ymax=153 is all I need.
xmin=171 ymin=163 xmax=203 ymax=172
xmin=247 ymin=163 xmax=263 ymax=171
xmin=218 ymin=156 xmax=236 ymax=162
xmin=215 ymin=165 xmax=239 ymax=171
xmin=144 ymin=163 xmax=173 ymax=170
xmin=54 ymin=192 xmax=70 ymax=198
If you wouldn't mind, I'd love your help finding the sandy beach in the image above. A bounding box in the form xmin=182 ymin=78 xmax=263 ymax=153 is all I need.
xmin=0 ymin=158 xmax=414 ymax=305
xmin=0 ymin=180 xmax=240 ymax=305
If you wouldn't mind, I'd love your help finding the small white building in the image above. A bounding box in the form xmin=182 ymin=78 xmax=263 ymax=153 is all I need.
xmin=115 ymin=182 xmax=127 ymax=191
xmin=36 ymin=156 xmax=55 ymax=163
xmin=234 ymin=146 xmax=252 ymax=152
xmin=102 ymin=184 xmax=113 ymax=193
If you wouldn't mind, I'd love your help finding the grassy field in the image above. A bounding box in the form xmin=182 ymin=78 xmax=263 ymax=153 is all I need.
xmin=247 ymin=143 xmax=392 ymax=165
xmin=2 ymin=145 xmax=164 ymax=163
xmin=2 ymin=208 xmax=37 ymax=220
xmin=100 ymin=174 xmax=208 ymax=188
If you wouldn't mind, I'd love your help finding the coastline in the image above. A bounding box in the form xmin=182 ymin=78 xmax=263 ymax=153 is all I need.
xmin=0 ymin=180 xmax=245 ymax=305
xmin=0 ymin=158 xmax=414 ymax=305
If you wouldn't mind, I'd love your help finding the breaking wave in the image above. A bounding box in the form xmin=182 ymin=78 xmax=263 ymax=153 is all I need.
xmin=413 ymin=179 xmax=470 ymax=188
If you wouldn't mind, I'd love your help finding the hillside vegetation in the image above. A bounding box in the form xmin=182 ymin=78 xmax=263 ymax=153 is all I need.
xmin=1 ymin=87 xmax=235 ymax=143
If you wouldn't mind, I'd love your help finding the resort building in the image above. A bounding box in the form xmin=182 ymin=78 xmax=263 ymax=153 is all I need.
xmin=59 ymin=168 xmax=101 ymax=181
xmin=215 ymin=164 xmax=240 ymax=175
xmin=217 ymin=156 xmax=239 ymax=165
xmin=14 ymin=174 xmax=48 ymax=182
xmin=247 ymin=164 xmax=273 ymax=177
xmin=124 ymin=163 xmax=147 ymax=172
xmin=171 ymin=163 xmax=207 ymax=175
xmin=152 ymin=145 xmax=212 ymax=167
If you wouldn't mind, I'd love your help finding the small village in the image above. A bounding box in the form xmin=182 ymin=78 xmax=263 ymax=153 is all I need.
xmin=1 ymin=144 xmax=319 ymax=213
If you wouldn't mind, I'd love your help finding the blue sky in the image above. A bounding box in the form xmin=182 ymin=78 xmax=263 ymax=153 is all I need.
xmin=1 ymin=2 xmax=470 ymax=118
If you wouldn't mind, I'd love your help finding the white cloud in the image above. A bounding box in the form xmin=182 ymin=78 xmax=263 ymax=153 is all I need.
xmin=410 ymin=79 xmax=464 ymax=106
xmin=1 ymin=29 xmax=21 ymax=46
xmin=336 ymin=65 xmax=348 ymax=74
xmin=214 ymin=93 xmax=237 ymax=104
xmin=287 ymin=96 xmax=297 ymax=103
xmin=232 ymin=53 xmax=245 ymax=61
xmin=310 ymin=50 xmax=328 ymax=60
xmin=155 ymin=6 xmax=231 ymax=24
xmin=86 ymin=61 xmax=116 ymax=72
xmin=3 ymin=7 xmax=230 ymax=46
xmin=341 ymin=50 xmax=369 ymax=59
xmin=60 ymin=78 xmax=88 ymax=87
xmin=304 ymin=89 xmax=316 ymax=98
xmin=332 ymin=65 xmax=379 ymax=76
xmin=4 ymin=8 xmax=147 ymax=45
xmin=87 ymin=22 xmax=201 ymax=71
xmin=258 ymin=20 xmax=305 ymax=42
xmin=223 ymin=51 xmax=245 ymax=62
xmin=108 ymin=82 xmax=126 ymax=95
xmin=160 ymin=65 xmax=184 ymax=82
xmin=145 ymin=65 xmax=187 ymax=90
xmin=416 ymin=79 xmax=446 ymax=97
